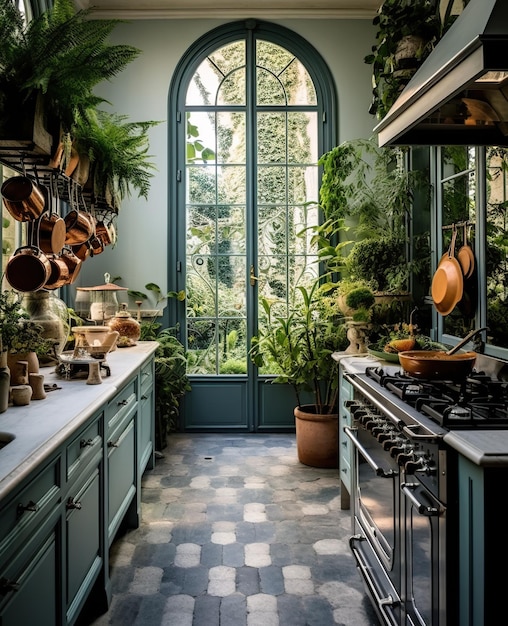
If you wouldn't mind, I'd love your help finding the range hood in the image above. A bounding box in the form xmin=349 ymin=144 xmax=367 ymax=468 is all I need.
xmin=375 ymin=0 xmax=508 ymax=146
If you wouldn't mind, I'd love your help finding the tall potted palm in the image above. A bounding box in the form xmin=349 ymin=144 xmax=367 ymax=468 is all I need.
xmin=250 ymin=279 xmax=347 ymax=468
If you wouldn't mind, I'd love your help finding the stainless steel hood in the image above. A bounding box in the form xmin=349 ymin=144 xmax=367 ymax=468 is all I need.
xmin=375 ymin=0 xmax=508 ymax=146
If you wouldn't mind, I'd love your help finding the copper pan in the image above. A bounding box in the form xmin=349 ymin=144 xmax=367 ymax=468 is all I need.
xmin=431 ymin=226 xmax=463 ymax=316
xmin=44 ymin=255 xmax=70 ymax=289
xmin=457 ymin=223 xmax=475 ymax=279
xmin=60 ymin=247 xmax=83 ymax=284
xmin=5 ymin=245 xmax=51 ymax=292
xmin=64 ymin=208 xmax=95 ymax=245
xmin=1 ymin=175 xmax=45 ymax=222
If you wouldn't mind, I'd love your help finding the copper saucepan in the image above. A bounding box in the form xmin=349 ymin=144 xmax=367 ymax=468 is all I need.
xmin=60 ymin=247 xmax=83 ymax=284
xmin=44 ymin=255 xmax=71 ymax=290
xmin=1 ymin=176 xmax=45 ymax=222
xmin=39 ymin=211 xmax=66 ymax=255
xmin=5 ymin=245 xmax=52 ymax=292
xmin=64 ymin=209 xmax=95 ymax=245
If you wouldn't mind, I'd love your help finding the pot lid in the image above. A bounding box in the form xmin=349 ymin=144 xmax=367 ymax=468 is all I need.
xmin=77 ymin=272 xmax=127 ymax=292
xmin=375 ymin=0 xmax=508 ymax=146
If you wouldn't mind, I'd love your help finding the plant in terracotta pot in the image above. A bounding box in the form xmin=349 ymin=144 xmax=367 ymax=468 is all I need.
xmin=250 ymin=278 xmax=347 ymax=468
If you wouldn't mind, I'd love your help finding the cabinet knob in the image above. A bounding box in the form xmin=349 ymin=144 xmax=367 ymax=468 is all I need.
xmin=80 ymin=438 xmax=94 ymax=448
xmin=117 ymin=399 xmax=128 ymax=406
xmin=17 ymin=500 xmax=38 ymax=517
xmin=108 ymin=440 xmax=119 ymax=448
xmin=0 ymin=577 xmax=19 ymax=595
xmin=66 ymin=497 xmax=82 ymax=510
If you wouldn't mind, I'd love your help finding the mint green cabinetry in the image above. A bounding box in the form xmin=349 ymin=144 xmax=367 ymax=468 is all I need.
xmin=0 ymin=348 xmax=156 ymax=626
xmin=339 ymin=364 xmax=353 ymax=510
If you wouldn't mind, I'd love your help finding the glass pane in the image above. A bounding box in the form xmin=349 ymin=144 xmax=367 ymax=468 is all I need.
xmin=186 ymin=255 xmax=217 ymax=317
xmin=257 ymin=67 xmax=286 ymax=105
xmin=218 ymin=318 xmax=247 ymax=374
xmin=288 ymin=112 xmax=318 ymax=163
xmin=218 ymin=205 xmax=246 ymax=254
xmin=217 ymin=112 xmax=245 ymax=164
xmin=217 ymin=68 xmax=246 ymax=105
xmin=187 ymin=165 xmax=216 ymax=204
xmin=486 ymin=147 xmax=508 ymax=348
xmin=187 ymin=205 xmax=216 ymax=256
xmin=187 ymin=41 xmax=245 ymax=106
xmin=187 ymin=319 xmax=217 ymax=374
xmin=257 ymin=166 xmax=286 ymax=204
xmin=186 ymin=113 xmax=216 ymax=164
xmin=217 ymin=166 xmax=246 ymax=204
xmin=257 ymin=112 xmax=287 ymax=164
xmin=257 ymin=41 xmax=317 ymax=106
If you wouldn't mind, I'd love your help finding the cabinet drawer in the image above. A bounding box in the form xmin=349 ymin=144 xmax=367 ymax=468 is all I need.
xmin=140 ymin=359 xmax=154 ymax=397
xmin=107 ymin=379 xmax=137 ymax=432
xmin=0 ymin=458 xmax=60 ymax=560
xmin=66 ymin=414 xmax=102 ymax=483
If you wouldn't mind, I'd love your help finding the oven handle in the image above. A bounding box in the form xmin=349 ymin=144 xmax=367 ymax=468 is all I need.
xmin=349 ymin=535 xmax=400 ymax=625
xmin=343 ymin=373 xmax=403 ymax=429
xmin=344 ymin=426 xmax=398 ymax=478
xmin=401 ymin=482 xmax=443 ymax=516
xmin=401 ymin=423 xmax=442 ymax=444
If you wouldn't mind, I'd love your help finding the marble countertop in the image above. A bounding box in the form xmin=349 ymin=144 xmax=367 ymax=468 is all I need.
xmin=0 ymin=342 xmax=158 ymax=501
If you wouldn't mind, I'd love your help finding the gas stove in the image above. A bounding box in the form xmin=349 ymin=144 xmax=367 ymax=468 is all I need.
xmin=365 ymin=365 xmax=508 ymax=429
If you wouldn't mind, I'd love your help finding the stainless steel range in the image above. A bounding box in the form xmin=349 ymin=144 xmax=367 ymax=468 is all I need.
xmin=342 ymin=354 xmax=508 ymax=626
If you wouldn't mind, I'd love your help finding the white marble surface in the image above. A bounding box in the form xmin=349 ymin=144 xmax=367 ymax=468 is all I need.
xmin=332 ymin=351 xmax=402 ymax=374
xmin=0 ymin=341 xmax=158 ymax=500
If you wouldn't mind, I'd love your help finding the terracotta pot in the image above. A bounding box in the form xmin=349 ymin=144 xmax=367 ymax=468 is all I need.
xmin=1 ymin=176 xmax=45 ymax=222
xmin=294 ymin=405 xmax=338 ymax=469
xmin=398 ymin=350 xmax=476 ymax=381
xmin=5 ymin=245 xmax=51 ymax=292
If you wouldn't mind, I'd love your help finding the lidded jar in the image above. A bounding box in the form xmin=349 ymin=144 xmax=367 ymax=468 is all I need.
xmin=108 ymin=303 xmax=140 ymax=345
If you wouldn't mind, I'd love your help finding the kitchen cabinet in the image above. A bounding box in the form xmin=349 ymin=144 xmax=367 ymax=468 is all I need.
xmin=0 ymin=343 xmax=157 ymax=626
xmin=338 ymin=362 xmax=353 ymax=510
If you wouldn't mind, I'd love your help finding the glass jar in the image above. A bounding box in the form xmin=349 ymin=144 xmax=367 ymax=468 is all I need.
xmin=108 ymin=303 xmax=141 ymax=345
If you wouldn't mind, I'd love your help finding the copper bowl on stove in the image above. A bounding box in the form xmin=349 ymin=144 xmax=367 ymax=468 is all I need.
xmin=398 ymin=350 xmax=477 ymax=381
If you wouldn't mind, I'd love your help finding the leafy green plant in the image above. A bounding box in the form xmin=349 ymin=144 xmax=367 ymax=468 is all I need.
xmin=0 ymin=0 xmax=140 ymax=135
xmin=140 ymin=325 xmax=190 ymax=449
xmin=345 ymin=286 xmax=375 ymax=311
xmin=250 ymin=278 xmax=347 ymax=414
xmin=73 ymin=110 xmax=160 ymax=211
xmin=0 ymin=289 xmax=53 ymax=356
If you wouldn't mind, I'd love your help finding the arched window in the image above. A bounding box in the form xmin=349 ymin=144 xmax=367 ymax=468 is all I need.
xmin=169 ymin=20 xmax=337 ymax=430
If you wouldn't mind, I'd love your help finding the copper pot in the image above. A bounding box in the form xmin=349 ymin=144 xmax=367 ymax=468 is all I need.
xmin=39 ymin=212 xmax=66 ymax=255
xmin=89 ymin=234 xmax=104 ymax=256
xmin=44 ymin=255 xmax=71 ymax=289
xmin=398 ymin=350 xmax=477 ymax=381
xmin=71 ymin=241 xmax=91 ymax=261
xmin=5 ymin=246 xmax=51 ymax=292
xmin=1 ymin=176 xmax=45 ymax=222
xmin=60 ymin=247 xmax=83 ymax=284
xmin=64 ymin=209 xmax=95 ymax=245
xmin=95 ymin=221 xmax=113 ymax=246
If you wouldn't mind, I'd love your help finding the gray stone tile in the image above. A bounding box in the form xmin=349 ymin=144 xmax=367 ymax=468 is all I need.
xmin=236 ymin=566 xmax=260 ymax=596
xmin=259 ymin=565 xmax=285 ymax=595
xmin=220 ymin=593 xmax=248 ymax=626
xmin=193 ymin=595 xmax=221 ymax=626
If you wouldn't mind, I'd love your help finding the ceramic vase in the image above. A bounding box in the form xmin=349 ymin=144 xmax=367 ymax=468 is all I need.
xmin=23 ymin=290 xmax=68 ymax=364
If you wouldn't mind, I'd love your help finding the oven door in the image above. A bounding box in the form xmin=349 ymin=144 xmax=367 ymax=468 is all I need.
xmin=345 ymin=425 xmax=401 ymax=626
xmin=401 ymin=480 xmax=445 ymax=626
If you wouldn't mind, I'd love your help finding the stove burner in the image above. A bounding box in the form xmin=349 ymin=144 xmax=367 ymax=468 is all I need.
xmin=365 ymin=365 xmax=508 ymax=429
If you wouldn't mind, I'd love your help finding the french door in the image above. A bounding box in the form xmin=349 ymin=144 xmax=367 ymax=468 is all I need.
xmin=169 ymin=21 xmax=336 ymax=430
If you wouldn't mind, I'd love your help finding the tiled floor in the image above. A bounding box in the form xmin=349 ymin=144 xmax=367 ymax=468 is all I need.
xmin=82 ymin=433 xmax=380 ymax=625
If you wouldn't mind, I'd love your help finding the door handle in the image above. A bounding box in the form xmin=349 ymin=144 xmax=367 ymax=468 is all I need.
xmin=250 ymin=265 xmax=259 ymax=287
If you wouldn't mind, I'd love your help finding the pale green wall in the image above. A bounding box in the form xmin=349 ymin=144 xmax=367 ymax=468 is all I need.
xmin=77 ymin=18 xmax=376 ymax=311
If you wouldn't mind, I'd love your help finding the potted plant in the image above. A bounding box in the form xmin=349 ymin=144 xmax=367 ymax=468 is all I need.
xmin=250 ymin=278 xmax=347 ymax=468
xmin=365 ymin=0 xmax=468 ymax=120
xmin=0 ymin=0 xmax=140 ymax=151
xmin=73 ymin=110 xmax=160 ymax=212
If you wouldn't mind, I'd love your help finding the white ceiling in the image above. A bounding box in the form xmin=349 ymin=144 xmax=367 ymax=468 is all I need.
xmin=76 ymin=0 xmax=382 ymax=20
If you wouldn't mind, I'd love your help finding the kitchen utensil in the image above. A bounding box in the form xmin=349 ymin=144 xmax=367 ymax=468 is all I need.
xmin=44 ymin=254 xmax=70 ymax=289
xmin=398 ymin=350 xmax=477 ymax=380
xmin=39 ymin=178 xmax=66 ymax=255
xmin=1 ymin=175 xmax=45 ymax=222
xmin=5 ymin=245 xmax=52 ymax=292
xmin=64 ymin=208 xmax=95 ymax=244
xmin=431 ymin=225 xmax=463 ymax=316
xmin=398 ymin=328 xmax=488 ymax=380
xmin=457 ymin=223 xmax=475 ymax=279
xmin=59 ymin=247 xmax=83 ymax=284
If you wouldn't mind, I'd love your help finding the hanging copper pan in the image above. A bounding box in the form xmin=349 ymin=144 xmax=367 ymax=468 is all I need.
xmin=431 ymin=225 xmax=463 ymax=316
xmin=457 ymin=223 xmax=475 ymax=279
